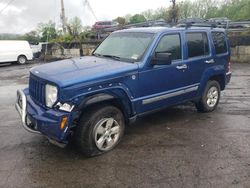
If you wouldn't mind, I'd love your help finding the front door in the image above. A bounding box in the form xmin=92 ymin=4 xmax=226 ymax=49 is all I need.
xmin=135 ymin=32 xmax=196 ymax=114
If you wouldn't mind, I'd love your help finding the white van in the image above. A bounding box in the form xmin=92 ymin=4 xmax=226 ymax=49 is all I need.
xmin=0 ymin=40 xmax=33 ymax=64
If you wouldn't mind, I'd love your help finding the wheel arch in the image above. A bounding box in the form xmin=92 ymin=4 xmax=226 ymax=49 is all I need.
xmin=17 ymin=54 xmax=27 ymax=60
xmin=17 ymin=54 xmax=28 ymax=64
xmin=76 ymin=89 xmax=136 ymax=123
xmin=209 ymin=74 xmax=225 ymax=90
xmin=198 ymin=66 xmax=226 ymax=96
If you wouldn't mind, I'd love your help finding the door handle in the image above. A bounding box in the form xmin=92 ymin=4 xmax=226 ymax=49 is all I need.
xmin=205 ymin=59 xmax=215 ymax=64
xmin=176 ymin=64 xmax=188 ymax=70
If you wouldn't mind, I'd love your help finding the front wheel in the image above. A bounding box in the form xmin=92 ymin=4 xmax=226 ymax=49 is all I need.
xmin=195 ymin=81 xmax=221 ymax=112
xmin=75 ymin=105 xmax=125 ymax=157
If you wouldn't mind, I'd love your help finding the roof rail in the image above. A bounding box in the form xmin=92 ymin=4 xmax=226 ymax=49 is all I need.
xmin=177 ymin=21 xmax=218 ymax=29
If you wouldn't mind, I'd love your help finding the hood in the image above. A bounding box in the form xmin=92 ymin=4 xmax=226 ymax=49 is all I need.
xmin=30 ymin=56 xmax=138 ymax=87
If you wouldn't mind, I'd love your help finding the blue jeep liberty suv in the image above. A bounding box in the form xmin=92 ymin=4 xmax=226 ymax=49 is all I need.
xmin=16 ymin=26 xmax=232 ymax=157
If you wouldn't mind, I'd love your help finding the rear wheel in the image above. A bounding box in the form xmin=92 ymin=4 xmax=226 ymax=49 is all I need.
xmin=17 ymin=55 xmax=27 ymax=65
xmin=75 ymin=105 xmax=125 ymax=157
xmin=195 ymin=81 xmax=221 ymax=112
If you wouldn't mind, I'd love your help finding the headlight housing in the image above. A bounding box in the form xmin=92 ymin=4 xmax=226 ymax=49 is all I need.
xmin=45 ymin=84 xmax=58 ymax=107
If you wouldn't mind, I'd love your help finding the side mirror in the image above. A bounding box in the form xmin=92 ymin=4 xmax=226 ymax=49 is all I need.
xmin=151 ymin=52 xmax=172 ymax=65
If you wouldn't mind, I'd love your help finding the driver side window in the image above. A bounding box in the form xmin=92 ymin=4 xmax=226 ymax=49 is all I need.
xmin=155 ymin=34 xmax=182 ymax=61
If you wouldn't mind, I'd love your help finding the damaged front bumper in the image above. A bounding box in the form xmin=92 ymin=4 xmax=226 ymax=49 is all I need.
xmin=15 ymin=89 xmax=72 ymax=148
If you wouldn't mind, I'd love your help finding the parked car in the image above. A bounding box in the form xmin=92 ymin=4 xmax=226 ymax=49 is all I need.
xmin=30 ymin=42 xmax=42 ymax=59
xmin=92 ymin=21 xmax=118 ymax=31
xmin=16 ymin=26 xmax=231 ymax=157
xmin=178 ymin=18 xmax=206 ymax=24
xmin=208 ymin=17 xmax=230 ymax=24
xmin=0 ymin=40 xmax=33 ymax=64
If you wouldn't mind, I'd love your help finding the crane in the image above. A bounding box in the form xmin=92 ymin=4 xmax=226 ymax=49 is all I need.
xmin=82 ymin=0 xmax=98 ymax=21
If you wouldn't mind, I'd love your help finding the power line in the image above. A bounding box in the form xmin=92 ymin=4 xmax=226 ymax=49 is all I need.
xmin=0 ymin=0 xmax=16 ymax=14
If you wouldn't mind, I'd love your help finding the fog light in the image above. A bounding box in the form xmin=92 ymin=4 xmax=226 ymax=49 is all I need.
xmin=60 ymin=117 xmax=68 ymax=130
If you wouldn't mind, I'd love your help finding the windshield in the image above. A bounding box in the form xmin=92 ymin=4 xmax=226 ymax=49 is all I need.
xmin=93 ymin=32 xmax=154 ymax=62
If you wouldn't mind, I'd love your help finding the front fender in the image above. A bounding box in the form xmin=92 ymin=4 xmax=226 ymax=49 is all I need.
xmin=79 ymin=93 xmax=115 ymax=109
xmin=66 ymin=83 xmax=136 ymax=118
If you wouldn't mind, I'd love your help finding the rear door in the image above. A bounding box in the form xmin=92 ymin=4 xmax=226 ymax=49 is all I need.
xmin=183 ymin=31 xmax=213 ymax=94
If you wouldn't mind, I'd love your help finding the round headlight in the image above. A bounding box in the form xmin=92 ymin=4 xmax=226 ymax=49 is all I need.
xmin=45 ymin=84 xmax=58 ymax=107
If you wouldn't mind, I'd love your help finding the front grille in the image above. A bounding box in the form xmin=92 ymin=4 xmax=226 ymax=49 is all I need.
xmin=29 ymin=74 xmax=45 ymax=106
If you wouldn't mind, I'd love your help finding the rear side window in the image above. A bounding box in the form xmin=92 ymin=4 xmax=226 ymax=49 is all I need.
xmin=212 ymin=32 xmax=228 ymax=54
xmin=155 ymin=34 xmax=181 ymax=60
xmin=186 ymin=32 xmax=209 ymax=58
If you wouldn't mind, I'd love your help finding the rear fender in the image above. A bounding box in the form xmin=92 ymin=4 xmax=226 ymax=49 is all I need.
xmin=198 ymin=65 xmax=226 ymax=96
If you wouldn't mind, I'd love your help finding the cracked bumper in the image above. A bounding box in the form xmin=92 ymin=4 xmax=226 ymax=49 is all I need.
xmin=15 ymin=89 xmax=72 ymax=147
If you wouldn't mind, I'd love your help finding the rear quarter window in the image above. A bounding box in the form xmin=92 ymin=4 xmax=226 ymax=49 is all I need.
xmin=212 ymin=32 xmax=228 ymax=54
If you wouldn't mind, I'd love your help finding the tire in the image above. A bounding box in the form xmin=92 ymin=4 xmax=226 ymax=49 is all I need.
xmin=17 ymin=55 xmax=27 ymax=65
xmin=75 ymin=105 xmax=125 ymax=157
xmin=195 ymin=80 xmax=221 ymax=113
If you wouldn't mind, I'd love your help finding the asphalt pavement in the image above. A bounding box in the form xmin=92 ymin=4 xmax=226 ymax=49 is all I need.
xmin=0 ymin=61 xmax=250 ymax=188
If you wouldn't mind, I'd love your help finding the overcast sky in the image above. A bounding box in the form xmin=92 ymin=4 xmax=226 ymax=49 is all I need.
xmin=0 ymin=0 xmax=170 ymax=34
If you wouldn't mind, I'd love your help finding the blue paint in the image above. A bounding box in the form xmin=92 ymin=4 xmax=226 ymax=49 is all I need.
xmin=19 ymin=27 xmax=231 ymax=144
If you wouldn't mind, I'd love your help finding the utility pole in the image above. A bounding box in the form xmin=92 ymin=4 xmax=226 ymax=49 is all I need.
xmin=60 ymin=0 xmax=66 ymax=33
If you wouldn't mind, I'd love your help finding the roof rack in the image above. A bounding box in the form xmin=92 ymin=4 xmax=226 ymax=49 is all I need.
xmin=177 ymin=21 xmax=218 ymax=29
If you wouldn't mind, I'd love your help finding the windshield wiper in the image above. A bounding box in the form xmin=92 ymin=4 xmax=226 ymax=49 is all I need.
xmin=93 ymin=53 xmax=121 ymax=61
xmin=102 ymin=54 xmax=121 ymax=61
xmin=93 ymin=53 xmax=102 ymax=57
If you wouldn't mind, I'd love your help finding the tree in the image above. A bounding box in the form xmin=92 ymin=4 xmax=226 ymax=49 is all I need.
xmin=114 ymin=17 xmax=127 ymax=25
xmin=80 ymin=27 xmax=93 ymax=41
xmin=169 ymin=0 xmax=179 ymax=24
xmin=215 ymin=0 xmax=250 ymax=21
xmin=129 ymin=14 xmax=146 ymax=24
xmin=20 ymin=31 xmax=40 ymax=44
xmin=142 ymin=9 xmax=155 ymax=20
xmin=154 ymin=7 xmax=169 ymax=20
xmin=0 ymin=33 xmax=20 ymax=40
xmin=124 ymin=14 xmax=132 ymax=23
xmin=66 ymin=16 xmax=85 ymax=55
xmin=67 ymin=16 xmax=83 ymax=38
xmin=178 ymin=1 xmax=193 ymax=19
xmin=37 ymin=21 xmax=58 ymax=42
xmin=177 ymin=0 xmax=250 ymax=21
